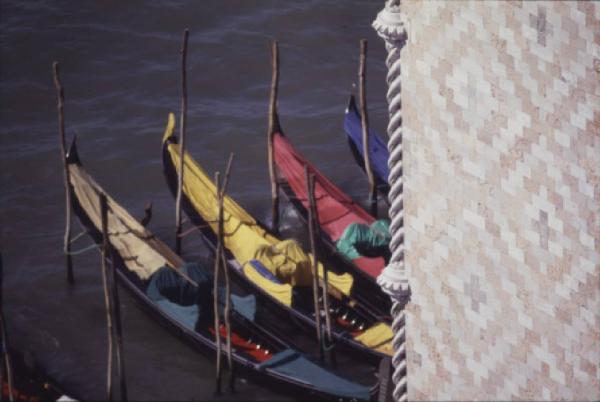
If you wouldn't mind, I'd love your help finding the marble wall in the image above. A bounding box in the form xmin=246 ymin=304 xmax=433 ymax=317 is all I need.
xmin=399 ymin=1 xmax=599 ymax=399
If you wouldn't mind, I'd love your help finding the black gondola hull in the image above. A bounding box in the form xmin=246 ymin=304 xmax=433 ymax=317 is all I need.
xmin=67 ymin=149 xmax=373 ymax=402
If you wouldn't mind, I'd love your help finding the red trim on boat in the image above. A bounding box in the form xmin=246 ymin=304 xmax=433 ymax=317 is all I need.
xmin=209 ymin=326 xmax=273 ymax=363
xmin=352 ymin=256 xmax=386 ymax=278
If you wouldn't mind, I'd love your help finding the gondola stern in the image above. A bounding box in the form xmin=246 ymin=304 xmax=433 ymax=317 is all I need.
xmin=346 ymin=93 xmax=358 ymax=114
xmin=272 ymin=111 xmax=285 ymax=138
xmin=66 ymin=136 xmax=81 ymax=166
xmin=161 ymin=111 xmax=180 ymax=197
xmin=162 ymin=112 xmax=178 ymax=145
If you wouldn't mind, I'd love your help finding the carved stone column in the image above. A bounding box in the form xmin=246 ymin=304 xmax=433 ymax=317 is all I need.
xmin=373 ymin=1 xmax=410 ymax=401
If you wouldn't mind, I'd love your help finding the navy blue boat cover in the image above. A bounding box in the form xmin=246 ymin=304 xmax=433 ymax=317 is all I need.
xmin=146 ymin=262 xmax=256 ymax=329
xmin=344 ymin=95 xmax=390 ymax=186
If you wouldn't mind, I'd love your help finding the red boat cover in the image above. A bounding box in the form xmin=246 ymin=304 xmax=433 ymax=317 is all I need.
xmin=273 ymin=133 xmax=385 ymax=277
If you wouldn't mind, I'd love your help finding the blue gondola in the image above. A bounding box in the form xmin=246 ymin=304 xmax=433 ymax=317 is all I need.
xmin=343 ymin=94 xmax=390 ymax=194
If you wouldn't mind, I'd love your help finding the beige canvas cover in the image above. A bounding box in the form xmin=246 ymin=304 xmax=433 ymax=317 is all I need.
xmin=68 ymin=163 xmax=182 ymax=279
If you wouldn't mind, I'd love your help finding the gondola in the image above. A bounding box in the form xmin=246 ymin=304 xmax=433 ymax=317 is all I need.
xmin=1 ymin=347 xmax=72 ymax=402
xmin=66 ymin=139 xmax=373 ymax=402
xmin=272 ymin=115 xmax=392 ymax=294
xmin=161 ymin=114 xmax=394 ymax=364
xmin=343 ymin=94 xmax=390 ymax=195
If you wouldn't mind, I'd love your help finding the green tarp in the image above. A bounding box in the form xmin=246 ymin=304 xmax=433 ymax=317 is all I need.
xmin=336 ymin=219 xmax=391 ymax=260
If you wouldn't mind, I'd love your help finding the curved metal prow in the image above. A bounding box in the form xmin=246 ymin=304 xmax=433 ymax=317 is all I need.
xmin=346 ymin=92 xmax=358 ymax=114
xmin=66 ymin=136 xmax=81 ymax=166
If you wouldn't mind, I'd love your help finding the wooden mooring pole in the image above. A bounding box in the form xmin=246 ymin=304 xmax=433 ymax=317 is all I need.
xmin=109 ymin=243 xmax=128 ymax=400
xmin=213 ymin=153 xmax=235 ymax=394
xmin=219 ymin=154 xmax=235 ymax=392
xmin=305 ymin=166 xmax=324 ymax=361
xmin=310 ymin=173 xmax=335 ymax=365
xmin=358 ymin=39 xmax=377 ymax=217
xmin=175 ymin=29 xmax=190 ymax=255
xmin=99 ymin=193 xmax=115 ymax=401
xmin=212 ymin=172 xmax=223 ymax=395
xmin=53 ymin=62 xmax=74 ymax=284
xmin=0 ymin=253 xmax=15 ymax=402
xmin=377 ymin=357 xmax=394 ymax=402
xmin=267 ymin=40 xmax=281 ymax=233
xmin=100 ymin=194 xmax=127 ymax=401
xmin=306 ymin=172 xmax=336 ymax=365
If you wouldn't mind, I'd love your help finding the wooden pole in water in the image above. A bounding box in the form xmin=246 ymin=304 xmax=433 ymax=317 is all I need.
xmin=0 ymin=253 xmax=15 ymax=402
xmin=99 ymin=193 xmax=114 ymax=401
xmin=106 ymin=218 xmax=128 ymax=402
xmin=305 ymin=165 xmax=324 ymax=361
xmin=53 ymin=62 xmax=74 ymax=284
xmin=308 ymin=173 xmax=335 ymax=365
xmin=358 ymin=39 xmax=377 ymax=217
xmin=175 ymin=29 xmax=190 ymax=255
xmin=212 ymin=172 xmax=223 ymax=395
xmin=267 ymin=40 xmax=281 ymax=233
xmin=218 ymin=154 xmax=235 ymax=391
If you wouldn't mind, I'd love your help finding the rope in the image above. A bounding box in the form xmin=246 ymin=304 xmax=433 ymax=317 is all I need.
xmin=65 ymin=243 xmax=99 ymax=256
xmin=373 ymin=2 xmax=409 ymax=401
xmin=178 ymin=222 xmax=213 ymax=238
xmin=323 ymin=338 xmax=336 ymax=352
xmin=70 ymin=229 xmax=90 ymax=244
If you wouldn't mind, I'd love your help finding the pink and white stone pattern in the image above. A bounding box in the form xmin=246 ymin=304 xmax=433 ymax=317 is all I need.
xmin=399 ymin=1 xmax=599 ymax=400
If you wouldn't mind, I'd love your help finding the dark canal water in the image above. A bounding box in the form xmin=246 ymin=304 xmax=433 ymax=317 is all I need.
xmin=0 ymin=1 xmax=390 ymax=400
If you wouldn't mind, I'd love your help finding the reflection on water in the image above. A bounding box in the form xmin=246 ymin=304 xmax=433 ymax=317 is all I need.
xmin=0 ymin=0 xmax=390 ymax=400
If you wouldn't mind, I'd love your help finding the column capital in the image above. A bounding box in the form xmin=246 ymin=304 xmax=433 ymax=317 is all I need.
xmin=377 ymin=261 xmax=411 ymax=303
xmin=372 ymin=0 xmax=407 ymax=44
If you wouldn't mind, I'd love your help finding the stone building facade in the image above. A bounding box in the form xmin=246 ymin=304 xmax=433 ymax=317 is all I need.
xmin=399 ymin=1 xmax=599 ymax=399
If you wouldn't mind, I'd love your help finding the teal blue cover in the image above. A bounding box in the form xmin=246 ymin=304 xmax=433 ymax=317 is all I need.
xmin=259 ymin=349 xmax=370 ymax=401
xmin=148 ymin=264 xmax=367 ymax=400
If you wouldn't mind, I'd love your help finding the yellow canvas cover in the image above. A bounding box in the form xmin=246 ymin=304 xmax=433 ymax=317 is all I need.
xmin=69 ymin=163 xmax=182 ymax=279
xmin=242 ymin=262 xmax=293 ymax=306
xmin=353 ymin=322 xmax=394 ymax=356
xmin=162 ymin=113 xmax=353 ymax=306
xmin=252 ymin=240 xmax=315 ymax=287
